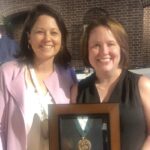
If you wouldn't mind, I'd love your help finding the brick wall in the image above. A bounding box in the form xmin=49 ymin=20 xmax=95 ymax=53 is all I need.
xmin=143 ymin=7 xmax=150 ymax=67
xmin=141 ymin=0 xmax=150 ymax=7
xmin=0 ymin=0 xmax=149 ymax=69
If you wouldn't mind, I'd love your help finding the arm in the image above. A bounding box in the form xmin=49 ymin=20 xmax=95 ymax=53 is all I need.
xmin=0 ymin=91 xmax=5 ymax=150
xmin=69 ymin=68 xmax=78 ymax=103
xmin=70 ymin=83 xmax=78 ymax=103
xmin=0 ymin=69 xmax=6 ymax=150
xmin=138 ymin=76 xmax=150 ymax=150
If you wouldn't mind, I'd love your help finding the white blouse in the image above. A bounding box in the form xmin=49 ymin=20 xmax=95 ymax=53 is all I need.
xmin=24 ymin=66 xmax=53 ymax=150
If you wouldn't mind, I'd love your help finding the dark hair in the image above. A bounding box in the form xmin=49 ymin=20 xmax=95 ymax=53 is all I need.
xmin=80 ymin=16 xmax=129 ymax=69
xmin=17 ymin=4 xmax=71 ymax=68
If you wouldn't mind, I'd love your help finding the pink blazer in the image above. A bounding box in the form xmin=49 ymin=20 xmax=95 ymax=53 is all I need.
xmin=0 ymin=60 xmax=75 ymax=150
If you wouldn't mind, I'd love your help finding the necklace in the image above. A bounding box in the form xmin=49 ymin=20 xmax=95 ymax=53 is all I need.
xmin=75 ymin=116 xmax=92 ymax=150
xmin=27 ymin=65 xmax=53 ymax=121
xmin=28 ymin=65 xmax=47 ymax=95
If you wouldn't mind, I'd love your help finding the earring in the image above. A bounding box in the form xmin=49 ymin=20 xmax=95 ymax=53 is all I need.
xmin=28 ymin=43 xmax=30 ymax=49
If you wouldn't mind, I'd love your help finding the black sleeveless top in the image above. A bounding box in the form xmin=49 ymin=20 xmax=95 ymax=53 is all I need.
xmin=77 ymin=70 xmax=147 ymax=150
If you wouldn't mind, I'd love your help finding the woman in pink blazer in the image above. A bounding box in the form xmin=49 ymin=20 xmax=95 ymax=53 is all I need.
xmin=0 ymin=4 xmax=77 ymax=150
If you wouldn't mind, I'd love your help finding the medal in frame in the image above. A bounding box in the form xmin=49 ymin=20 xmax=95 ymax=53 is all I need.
xmin=48 ymin=103 xmax=120 ymax=150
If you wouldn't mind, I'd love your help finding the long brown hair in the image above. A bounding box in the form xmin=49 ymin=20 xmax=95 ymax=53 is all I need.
xmin=17 ymin=4 xmax=71 ymax=68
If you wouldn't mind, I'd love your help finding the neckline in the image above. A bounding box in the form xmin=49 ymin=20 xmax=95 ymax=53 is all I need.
xmin=93 ymin=69 xmax=125 ymax=103
xmin=28 ymin=65 xmax=47 ymax=96
xmin=108 ymin=69 xmax=127 ymax=102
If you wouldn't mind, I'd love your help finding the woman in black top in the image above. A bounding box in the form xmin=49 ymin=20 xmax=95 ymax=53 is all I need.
xmin=77 ymin=16 xmax=150 ymax=150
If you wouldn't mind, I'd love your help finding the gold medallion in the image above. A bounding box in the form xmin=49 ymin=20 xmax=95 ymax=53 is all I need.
xmin=78 ymin=137 xmax=92 ymax=150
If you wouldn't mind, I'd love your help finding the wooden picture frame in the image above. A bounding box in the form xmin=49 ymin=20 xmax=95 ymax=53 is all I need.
xmin=48 ymin=103 xmax=120 ymax=150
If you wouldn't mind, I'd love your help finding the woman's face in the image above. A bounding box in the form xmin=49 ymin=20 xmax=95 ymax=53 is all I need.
xmin=28 ymin=15 xmax=62 ymax=62
xmin=88 ymin=26 xmax=121 ymax=74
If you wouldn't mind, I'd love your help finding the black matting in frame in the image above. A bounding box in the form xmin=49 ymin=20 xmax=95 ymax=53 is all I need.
xmin=48 ymin=103 xmax=120 ymax=150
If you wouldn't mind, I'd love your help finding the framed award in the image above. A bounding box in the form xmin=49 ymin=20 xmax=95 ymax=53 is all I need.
xmin=48 ymin=103 xmax=120 ymax=150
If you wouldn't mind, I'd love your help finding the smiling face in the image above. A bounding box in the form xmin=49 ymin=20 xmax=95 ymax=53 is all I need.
xmin=28 ymin=15 xmax=62 ymax=63
xmin=88 ymin=26 xmax=121 ymax=74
